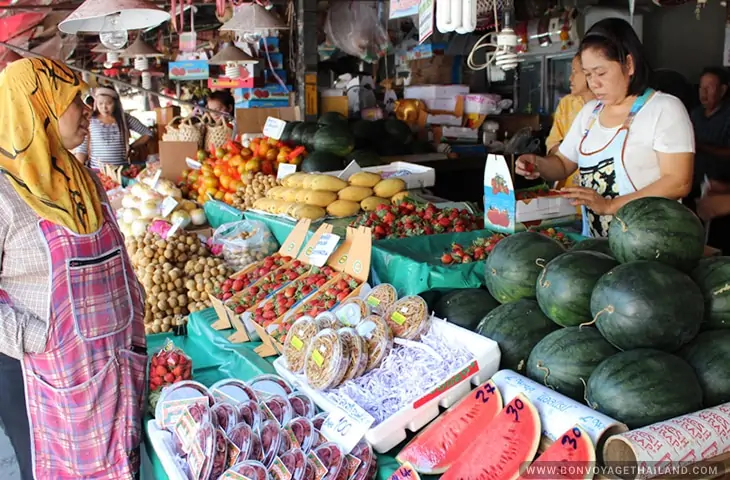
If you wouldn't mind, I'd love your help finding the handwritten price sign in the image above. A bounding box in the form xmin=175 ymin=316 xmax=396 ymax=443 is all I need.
xmin=388 ymin=462 xmax=420 ymax=480
xmin=321 ymin=398 xmax=374 ymax=454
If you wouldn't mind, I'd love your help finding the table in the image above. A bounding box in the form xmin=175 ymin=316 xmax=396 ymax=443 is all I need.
xmin=143 ymin=309 xmax=404 ymax=479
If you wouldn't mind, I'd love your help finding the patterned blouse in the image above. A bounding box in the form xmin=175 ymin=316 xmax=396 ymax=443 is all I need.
xmin=75 ymin=114 xmax=152 ymax=169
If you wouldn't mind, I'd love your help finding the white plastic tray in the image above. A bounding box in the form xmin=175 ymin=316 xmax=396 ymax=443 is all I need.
xmin=147 ymin=420 xmax=189 ymax=480
xmin=273 ymin=318 xmax=501 ymax=453
xmin=327 ymin=161 xmax=436 ymax=190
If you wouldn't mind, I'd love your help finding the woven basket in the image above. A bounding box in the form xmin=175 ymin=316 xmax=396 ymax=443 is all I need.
xmin=162 ymin=116 xmax=205 ymax=145
xmin=202 ymin=113 xmax=234 ymax=150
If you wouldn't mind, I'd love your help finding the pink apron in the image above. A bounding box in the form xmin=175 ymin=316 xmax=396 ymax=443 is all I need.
xmin=21 ymin=203 xmax=147 ymax=479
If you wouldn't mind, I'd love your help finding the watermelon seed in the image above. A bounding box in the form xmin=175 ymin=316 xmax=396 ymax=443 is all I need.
xmin=535 ymin=361 xmax=554 ymax=390
xmin=579 ymin=305 xmax=614 ymax=329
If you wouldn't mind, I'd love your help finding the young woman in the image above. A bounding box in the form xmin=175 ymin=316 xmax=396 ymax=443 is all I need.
xmin=206 ymin=89 xmax=235 ymax=121
xmin=0 ymin=58 xmax=146 ymax=479
xmin=74 ymin=87 xmax=152 ymax=170
xmin=516 ymin=18 xmax=694 ymax=237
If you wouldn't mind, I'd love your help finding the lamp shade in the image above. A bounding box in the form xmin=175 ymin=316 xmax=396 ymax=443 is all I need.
xmin=31 ymin=35 xmax=77 ymax=62
xmin=58 ymin=0 xmax=170 ymax=34
xmin=121 ymin=34 xmax=163 ymax=58
xmin=209 ymin=44 xmax=258 ymax=65
xmin=220 ymin=3 xmax=287 ymax=32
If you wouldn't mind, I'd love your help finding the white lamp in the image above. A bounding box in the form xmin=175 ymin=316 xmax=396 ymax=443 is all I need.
xmin=209 ymin=43 xmax=258 ymax=79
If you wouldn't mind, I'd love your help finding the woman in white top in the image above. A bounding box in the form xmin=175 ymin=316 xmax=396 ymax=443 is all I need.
xmin=74 ymin=87 xmax=152 ymax=170
xmin=516 ymin=18 xmax=695 ymax=238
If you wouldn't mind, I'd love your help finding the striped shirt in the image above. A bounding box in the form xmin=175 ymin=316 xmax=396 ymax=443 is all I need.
xmin=75 ymin=114 xmax=152 ymax=169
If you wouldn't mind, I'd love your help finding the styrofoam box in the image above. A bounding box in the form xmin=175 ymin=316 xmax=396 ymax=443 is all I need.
xmin=328 ymin=161 xmax=436 ymax=190
xmin=147 ymin=421 xmax=189 ymax=480
xmin=273 ymin=318 xmax=501 ymax=453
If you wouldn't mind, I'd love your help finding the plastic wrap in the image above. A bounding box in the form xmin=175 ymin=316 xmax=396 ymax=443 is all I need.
xmin=212 ymin=220 xmax=279 ymax=271
xmin=324 ymin=1 xmax=390 ymax=63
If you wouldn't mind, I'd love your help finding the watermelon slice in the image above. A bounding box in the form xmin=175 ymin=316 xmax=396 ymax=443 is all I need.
xmin=521 ymin=425 xmax=596 ymax=480
xmin=396 ymin=380 xmax=503 ymax=474
xmin=441 ymin=394 xmax=541 ymax=480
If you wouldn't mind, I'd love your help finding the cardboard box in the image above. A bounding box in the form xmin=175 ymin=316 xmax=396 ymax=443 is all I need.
xmin=236 ymin=106 xmax=300 ymax=135
xmin=483 ymin=154 xmax=576 ymax=232
xmin=158 ymin=141 xmax=198 ymax=182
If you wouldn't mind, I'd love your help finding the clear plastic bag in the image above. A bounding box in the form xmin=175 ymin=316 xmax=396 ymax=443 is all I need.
xmin=212 ymin=220 xmax=279 ymax=271
xmin=324 ymin=1 xmax=390 ymax=63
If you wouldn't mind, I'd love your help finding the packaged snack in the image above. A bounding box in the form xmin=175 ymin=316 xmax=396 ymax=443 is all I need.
xmin=356 ymin=315 xmax=394 ymax=371
xmin=365 ymin=284 xmax=397 ymax=315
xmin=210 ymin=427 xmax=230 ymax=479
xmin=250 ymin=374 xmax=294 ymax=397
xmin=226 ymin=422 xmax=254 ymax=466
xmin=262 ymin=395 xmax=294 ymax=426
xmin=224 ymin=460 xmax=271 ymax=480
xmin=148 ymin=338 xmax=193 ymax=394
xmin=283 ymin=317 xmax=320 ymax=373
xmin=314 ymin=312 xmax=341 ymax=330
xmin=336 ymin=298 xmax=369 ymax=326
xmin=384 ymin=295 xmax=430 ymax=340
xmin=287 ymin=392 xmax=317 ymax=419
xmin=350 ymin=440 xmax=376 ymax=480
xmin=210 ymin=378 xmax=259 ymax=404
xmin=261 ymin=420 xmax=287 ymax=467
xmin=285 ymin=417 xmax=317 ymax=453
xmin=188 ymin=420 xmax=215 ymax=480
xmin=276 ymin=448 xmax=307 ymax=480
xmin=312 ymin=442 xmax=346 ymax=480
xmin=176 ymin=403 xmax=212 ymax=453
xmin=304 ymin=329 xmax=349 ymax=390
xmin=211 ymin=402 xmax=238 ymax=433
xmin=237 ymin=399 xmax=263 ymax=433
xmin=212 ymin=220 xmax=279 ymax=271
xmin=303 ymin=458 xmax=318 ymax=480
xmin=337 ymin=328 xmax=369 ymax=382
xmin=311 ymin=413 xmax=328 ymax=431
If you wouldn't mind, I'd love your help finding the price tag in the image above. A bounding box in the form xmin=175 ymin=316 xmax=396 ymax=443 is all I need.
xmin=388 ymin=462 xmax=421 ymax=480
xmin=173 ymin=407 xmax=201 ymax=453
xmin=263 ymin=117 xmax=287 ymax=140
xmin=186 ymin=157 xmax=202 ymax=170
xmin=167 ymin=219 xmax=183 ymax=237
xmin=160 ymin=196 xmax=179 ymax=218
xmin=268 ymin=456 xmax=292 ymax=480
xmin=188 ymin=438 xmax=206 ymax=480
xmin=150 ymin=169 xmax=162 ymax=189
xmin=308 ymin=233 xmax=341 ymax=268
xmin=337 ymin=160 xmax=362 ymax=180
xmin=158 ymin=396 xmax=210 ymax=429
xmin=321 ymin=401 xmax=374 ymax=454
xmin=276 ymin=163 xmax=297 ymax=182
xmin=220 ymin=471 xmax=251 ymax=480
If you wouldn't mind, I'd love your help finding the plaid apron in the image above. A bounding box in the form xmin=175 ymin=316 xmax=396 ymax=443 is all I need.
xmin=21 ymin=203 xmax=147 ymax=479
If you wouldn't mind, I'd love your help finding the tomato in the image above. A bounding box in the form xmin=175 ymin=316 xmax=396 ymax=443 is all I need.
xmin=187 ymin=170 xmax=200 ymax=184
xmin=215 ymin=147 xmax=225 ymax=159
xmin=201 ymin=164 xmax=213 ymax=175
xmin=214 ymin=190 xmax=225 ymax=201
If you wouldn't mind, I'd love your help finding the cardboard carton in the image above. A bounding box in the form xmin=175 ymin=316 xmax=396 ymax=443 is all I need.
xmin=235 ymin=107 xmax=300 ymax=135
xmin=158 ymin=141 xmax=199 ymax=182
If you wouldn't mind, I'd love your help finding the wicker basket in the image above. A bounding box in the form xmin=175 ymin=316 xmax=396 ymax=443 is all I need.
xmin=202 ymin=113 xmax=234 ymax=150
xmin=162 ymin=116 xmax=205 ymax=145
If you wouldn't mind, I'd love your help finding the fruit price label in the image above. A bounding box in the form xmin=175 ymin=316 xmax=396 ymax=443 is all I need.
xmin=388 ymin=462 xmax=420 ymax=480
xmin=150 ymin=169 xmax=162 ymax=189
xmin=309 ymin=233 xmax=340 ymax=267
xmin=188 ymin=439 xmax=206 ymax=480
xmin=263 ymin=117 xmax=287 ymax=140
xmin=321 ymin=400 xmax=374 ymax=454
xmin=160 ymin=196 xmax=179 ymax=218
xmin=277 ymin=163 xmax=297 ymax=181
xmin=166 ymin=219 xmax=184 ymax=238
xmin=185 ymin=157 xmax=202 ymax=170
xmin=220 ymin=472 xmax=252 ymax=480
xmin=159 ymin=396 xmax=210 ymax=429
xmin=173 ymin=407 xmax=201 ymax=453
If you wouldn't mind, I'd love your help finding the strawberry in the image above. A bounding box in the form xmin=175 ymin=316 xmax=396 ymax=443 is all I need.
xmin=441 ymin=253 xmax=454 ymax=264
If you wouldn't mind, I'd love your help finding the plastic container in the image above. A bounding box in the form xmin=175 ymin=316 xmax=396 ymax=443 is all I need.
xmin=285 ymin=417 xmax=317 ymax=453
xmin=262 ymin=394 xmax=294 ymax=426
xmin=356 ymin=315 xmax=393 ymax=372
xmin=210 ymin=425 xmax=229 ymax=479
xmin=224 ymin=460 xmax=271 ymax=480
xmin=237 ymin=399 xmax=263 ymax=434
xmin=189 ymin=420 xmax=215 ymax=480
xmin=312 ymin=442 xmax=347 ymax=480
xmin=155 ymin=380 xmax=214 ymax=429
xmin=311 ymin=413 xmax=328 ymax=431
xmin=364 ymin=283 xmax=397 ymax=316
xmin=350 ymin=440 xmax=376 ymax=480
xmin=314 ymin=311 xmax=341 ymax=330
xmin=283 ymin=317 xmax=320 ymax=373
xmin=304 ymin=329 xmax=349 ymax=390
xmin=211 ymin=402 xmax=238 ymax=433
xmin=287 ymin=391 xmax=317 ymax=419
xmin=335 ymin=298 xmax=369 ymax=326
xmin=249 ymin=374 xmax=294 ymax=398
xmin=210 ymin=378 xmax=259 ymax=404
xmin=260 ymin=420 xmax=287 ymax=468
xmin=177 ymin=403 xmax=212 ymax=454
xmin=337 ymin=327 xmax=368 ymax=382
xmin=384 ymin=295 xmax=430 ymax=340
xmin=227 ymin=422 xmax=256 ymax=463
xmin=276 ymin=448 xmax=307 ymax=480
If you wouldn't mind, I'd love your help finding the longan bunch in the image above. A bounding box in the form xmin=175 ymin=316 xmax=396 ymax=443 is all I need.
xmin=231 ymin=172 xmax=279 ymax=211
xmin=184 ymin=256 xmax=233 ymax=312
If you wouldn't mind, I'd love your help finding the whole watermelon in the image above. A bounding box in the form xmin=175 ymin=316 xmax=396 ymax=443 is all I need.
xmin=691 ymin=257 xmax=730 ymax=330
xmin=570 ymin=238 xmax=614 ymax=257
xmin=608 ymin=197 xmax=704 ymax=272
xmin=678 ymin=330 xmax=730 ymax=407
xmin=346 ymin=150 xmax=385 ymax=168
xmin=351 ymin=120 xmax=383 ymax=149
xmin=526 ymin=327 xmax=618 ymax=401
xmin=384 ymin=118 xmax=413 ymax=145
xmin=290 ymin=123 xmax=308 ymax=145
xmin=476 ymin=299 xmax=559 ymax=372
xmin=586 ymin=349 xmax=703 ymax=429
xmin=536 ymin=251 xmax=618 ymax=327
xmin=590 ymin=261 xmax=703 ymax=352
xmin=318 ymin=112 xmax=348 ymax=128
xmin=299 ymin=122 xmax=320 ymax=150
xmin=280 ymin=121 xmax=301 ymax=144
xmin=300 ymin=151 xmax=344 ymax=173
xmin=433 ymin=289 xmax=500 ymax=331
xmin=485 ymin=232 xmax=566 ymax=304
xmin=313 ymin=125 xmax=355 ymax=157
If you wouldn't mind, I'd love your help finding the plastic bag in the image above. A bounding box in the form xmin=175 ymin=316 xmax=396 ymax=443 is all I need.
xmin=148 ymin=339 xmax=193 ymax=413
xmin=212 ymin=220 xmax=279 ymax=271
xmin=324 ymin=1 xmax=390 ymax=63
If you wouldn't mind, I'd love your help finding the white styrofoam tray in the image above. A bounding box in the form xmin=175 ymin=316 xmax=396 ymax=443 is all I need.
xmin=147 ymin=420 xmax=189 ymax=480
xmin=273 ymin=318 xmax=501 ymax=453
xmin=327 ymin=161 xmax=436 ymax=190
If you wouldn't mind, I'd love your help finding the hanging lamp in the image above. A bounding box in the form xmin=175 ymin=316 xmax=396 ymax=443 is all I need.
xmin=208 ymin=43 xmax=258 ymax=80
xmin=219 ymin=2 xmax=287 ymax=42
xmin=121 ymin=34 xmax=164 ymax=89
xmin=58 ymin=0 xmax=170 ymax=51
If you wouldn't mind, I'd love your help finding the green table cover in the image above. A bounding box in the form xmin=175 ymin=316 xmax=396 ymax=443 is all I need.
xmin=143 ymin=309 xmax=401 ymax=479
xmin=204 ymin=200 xmax=245 ymax=229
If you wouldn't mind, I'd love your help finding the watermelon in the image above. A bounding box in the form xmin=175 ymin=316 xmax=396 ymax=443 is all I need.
xmin=351 ymin=120 xmax=383 ymax=149
xmin=317 ymin=111 xmax=347 ymax=127
xmin=678 ymin=330 xmax=730 ymax=407
xmin=690 ymin=257 xmax=730 ymax=330
xmin=485 ymin=231 xmax=566 ymax=303
xmin=608 ymin=197 xmax=704 ymax=272
xmin=396 ymin=380 xmax=503 ymax=474
xmin=586 ymin=349 xmax=703 ymax=429
xmin=524 ymin=426 xmax=595 ymax=480
xmin=346 ymin=150 xmax=385 ymax=168
xmin=433 ymin=288 xmax=500 ymax=331
xmin=441 ymin=394 xmax=540 ymax=480
xmin=300 ymin=151 xmax=344 ymax=173
xmin=280 ymin=121 xmax=301 ymax=144
xmin=526 ymin=327 xmax=618 ymax=402
xmin=536 ymin=251 xmax=618 ymax=327
xmin=383 ymin=118 xmax=413 ymax=145
xmin=289 ymin=123 xmax=307 ymax=145
xmin=313 ymin=125 xmax=355 ymax=157
xmin=299 ymin=122 xmax=320 ymax=150
xmin=570 ymin=238 xmax=613 ymax=257
xmin=476 ymin=299 xmax=559 ymax=372
xmin=590 ymin=260 xmax=703 ymax=352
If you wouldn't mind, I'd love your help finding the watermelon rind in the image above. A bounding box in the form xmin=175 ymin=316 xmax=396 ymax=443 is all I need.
xmin=526 ymin=425 xmax=596 ymax=480
xmin=476 ymin=299 xmax=559 ymax=372
xmin=590 ymin=260 xmax=703 ymax=352
xmin=608 ymin=197 xmax=705 ymax=272
xmin=586 ymin=349 xmax=703 ymax=429
xmin=395 ymin=380 xmax=503 ymax=474
xmin=570 ymin=238 xmax=614 ymax=257
xmin=485 ymin=231 xmax=566 ymax=304
xmin=433 ymin=288 xmax=500 ymax=331
xmin=690 ymin=256 xmax=730 ymax=330
xmin=526 ymin=327 xmax=618 ymax=402
xmin=441 ymin=394 xmax=541 ymax=480
xmin=678 ymin=330 xmax=730 ymax=407
xmin=536 ymin=251 xmax=618 ymax=327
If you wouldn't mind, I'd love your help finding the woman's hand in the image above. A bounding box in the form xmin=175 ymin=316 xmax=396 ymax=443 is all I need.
xmin=561 ymin=186 xmax=615 ymax=215
xmin=516 ymin=154 xmax=541 ymax=180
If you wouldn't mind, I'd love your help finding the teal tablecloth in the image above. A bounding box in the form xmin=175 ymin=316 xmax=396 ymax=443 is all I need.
xmin=143 ymin=309 xmax=401 ymax=479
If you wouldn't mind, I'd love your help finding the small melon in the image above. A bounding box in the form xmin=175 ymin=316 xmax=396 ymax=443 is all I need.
xmin=301 ymin=174 xmax=319 ymax=190
xmin=311 ymin=175 xmax=348 ymax=192
xmin=266 ymin=186 xmax=286 ymax=199
xmin=291 ymin=204 xmax=326 ymax=220
xmin=305 ymin=190 xmax=338 ymax=208
xmin=281 ymin=188 xmax=301 ymax=203
xmin=326 ymin=200 xmax=361 ymax=218
xmin=295 ymin=189 xmax=310 ymax=203
xmin=338 ymin=186 xmax=373 ymax=202
xmin=283 ymin=173 xmax=306 ymax=188
xmin=361 ymin=196 xmax=391 ymax=212
xmin=374 ymin=178 xmax=406 ymax=198
xmin=348 ymin=171 xmax=382 ymax=188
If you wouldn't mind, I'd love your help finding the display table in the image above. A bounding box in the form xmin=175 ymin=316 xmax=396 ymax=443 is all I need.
xmin=143 ymin=309 xmax=403 ymax=479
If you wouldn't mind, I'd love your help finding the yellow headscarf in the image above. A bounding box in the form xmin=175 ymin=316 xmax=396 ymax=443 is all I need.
xmin=0 ymin=58 xmax=102 ymax=234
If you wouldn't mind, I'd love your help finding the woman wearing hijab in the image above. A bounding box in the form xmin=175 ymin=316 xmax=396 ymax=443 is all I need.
xmin=74 ymin=86 xmax=153 ymax=169
xmin=0 ymin=58 xmax=146 ymax=479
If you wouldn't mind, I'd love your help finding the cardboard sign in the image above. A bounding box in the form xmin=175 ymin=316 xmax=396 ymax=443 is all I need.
xmin=263 ymin=117 xmax=288 ymax=140
xmin=276 ymin=163 xmax=297 ymax=181
xmin=321 ymin=401 xmax=374 ymax=454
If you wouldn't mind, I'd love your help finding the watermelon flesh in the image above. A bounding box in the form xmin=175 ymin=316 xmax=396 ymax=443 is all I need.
xmin=396 ymin=380 xmax=503 ymax=474
xmin=441 ymin=394 xmax=541 ymax=480
xmin=521 ymin=426 xmax=595 ymax=480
